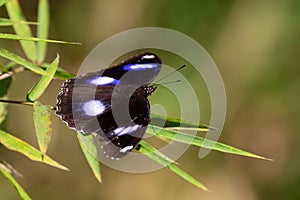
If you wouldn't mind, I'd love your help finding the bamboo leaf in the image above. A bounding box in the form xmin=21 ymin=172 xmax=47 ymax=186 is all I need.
xmin=27 ymin=55 xmax=59 ymax=101
xmin=150 ymin=113 xmax=215 ymax=131
xmin=33 ymin=101 xmax=52 ymax=155
xmin=138 ymin=140 xmax=209 ymax=191
xmin=0 ymin=129 xmax=69 ymax=171
xmin=0 ymin=95 xmax=9 ymax=125
xmin=77 ymin=133 xmax=102 ymax=183
xmin=147 ymin=125 xmax=272 ymax=161
xmin=0 ymin=166 xmax=31 ymax=200
xmin=0 ymin=18 xmax=37 ymax=26
xmin=0 ymin=48 xmax=48 ymax=76
xmin=0 ymin=0 xmax=12 ymax=7
xmin=0 ymin=33 xmax=81 ymax=44
xmin=0 ymin=78 xmax=12 ymax=125
xmin=37 ymin=0 xmax=49 ymax=63
xmin=5 ymin=0 xmax=37 ymax=61
xmin=53 ymin=67 xmax=75 ymax=80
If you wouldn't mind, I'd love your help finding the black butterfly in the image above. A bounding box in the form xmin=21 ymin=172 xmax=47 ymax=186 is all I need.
xmin=56 ymin=53 xmax=162 ymax=160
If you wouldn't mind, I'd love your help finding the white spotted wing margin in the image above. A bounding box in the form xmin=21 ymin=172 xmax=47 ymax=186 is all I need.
xmin=91 ymin=124 xmax=147 ymax=160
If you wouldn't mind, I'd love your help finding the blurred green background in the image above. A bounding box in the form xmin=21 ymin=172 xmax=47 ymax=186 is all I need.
xmin=1 ymin=0 xmax=300 ymax=199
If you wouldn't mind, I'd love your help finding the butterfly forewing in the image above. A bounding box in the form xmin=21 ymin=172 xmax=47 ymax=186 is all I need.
xmin=56 ymin=52 xmax=162 ymax=159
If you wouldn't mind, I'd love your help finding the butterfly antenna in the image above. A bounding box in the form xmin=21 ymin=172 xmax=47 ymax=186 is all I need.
xmin=154 ymin=64 xmax=186 ymax=84
xmin=152 ymin=80 xmax=181 ymax=87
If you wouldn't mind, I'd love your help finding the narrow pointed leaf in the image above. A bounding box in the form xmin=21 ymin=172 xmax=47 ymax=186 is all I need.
xmin=5 ymin=0 xmax=37 ymax=61
xmin=33 ymin=101 xmax=52 ymax=155
xmin=0 ymin=78 xmax=12 ymax=97
xmin=0 ymin=0 xmax=12 ymax=7
xmin=0 ymin=64 xmax=9 ymax=72
xmin=147 ymin=125 xmax=272 ymax=161
xmin=0 ymin=129 xmax=69 ymax=170
xmin=0 ymin=33 xmax=81 ymax=44
xmin=138 ymin=140 xmax=209 ymax=191
xmin=0 ymin=48 xmax=47 ymax=76
xmin=0 ymin=95 xmax=9 ymax=125
xmin=5 ymin=61 xmax=17 ymax=70
xmin=77 ymin=133 xmax=102 ymax=183
xmin=150 ymin=113 xmax=215 ymax=131
xmin=0 ymin=167 xmax=31 ymax=200
xmin=27 ymin=55 xmax=59 ymax=101
xmin=0 ymin=78 xmax=12 ymax=124
xmin=53 ymin=67 xmax=75 ymax=79
xmin=37 ymin=0 xmax=49 ymax=63
xmin=39 ymin=63 xmax=75 ymax=80
xmin=0 ymin=18 xmax=37 ymax=26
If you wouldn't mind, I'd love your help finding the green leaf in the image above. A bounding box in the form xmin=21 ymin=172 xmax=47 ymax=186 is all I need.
xmin=77 ymin=133 xmax=102 ymax=183
xmin=0 ymin=64 xmax=9 ymax=72
xmin=5 ymin=0 xmax=37 ymax=61
xmin=27 ymin=55 xmax=59 ymax=101
xmin=3 ymin=61 xmax=17 ymax=70
xmin=0 ymin=95 xmax=9 ymax=125
xmin=40 ymin=63 xmax=75 ymax=80
xmin=0 ymin=164 xmax=31 ymax=200
xmin=0 ymin=33 xmax=81 ymax=44
xmin=0 ymin=129 xmax=69 ymax=171
xmin=0 ymin=77 xmax=12 ymax=97
xmin=138 ymin=140 xmax=209 ymax=191
xmin=147 ymin=125 xmax=272 ymax=161
xmin=0 ymin=78 xmax=12 ymax=125
xmin=33 ymin=101 xmax=52 ymax=155
xmin=37 ymin=0 xmax=49 ymax=64
xmin=0 ymin=48 xmax=48 ymax=76
xmin=53 ymin=67 xmax=75 ymax=80
xmin=0 ymin=0 xmax=12 ymax=7
xmin=0 ymin=18 xmax=37 ymax=26
xmin=150 ymin=113 xmax=215 ymax=131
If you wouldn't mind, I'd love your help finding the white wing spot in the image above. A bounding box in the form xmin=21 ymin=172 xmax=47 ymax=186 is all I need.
xmin=123 ymin=64 xmax=157 ymax=71
xmin=113 ymin=125 xmax=140 ymax=136
xmin=82 ymin=100 xmax=106 ymax=116
xmin=120 ymin=145 xmax=134 ymax=153
xmin=113 ymin=127 xmax=125 ymax=135
xmin=87 ymin=76 xmax=119 ymax=85
xmin=141 ymin=54 xmax=155 ymax=59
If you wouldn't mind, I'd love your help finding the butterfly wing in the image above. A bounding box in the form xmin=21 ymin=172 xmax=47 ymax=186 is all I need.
xmin=56 ymin=52 xmax=162 ymax=159
xmin=93 ymin=86 xmax=151 ymax=159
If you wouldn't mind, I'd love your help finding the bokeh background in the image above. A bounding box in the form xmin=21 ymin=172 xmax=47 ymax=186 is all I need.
xmin=1 ymin=0 xmax=300 ymax=199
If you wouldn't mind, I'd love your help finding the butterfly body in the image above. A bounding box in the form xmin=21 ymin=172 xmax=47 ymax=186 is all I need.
xmin=56 ymin=53 xmax=162 ymax=159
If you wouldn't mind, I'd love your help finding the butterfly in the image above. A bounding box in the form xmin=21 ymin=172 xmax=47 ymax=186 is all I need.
xmin=56 ymin=53 xmax=162 ymax=160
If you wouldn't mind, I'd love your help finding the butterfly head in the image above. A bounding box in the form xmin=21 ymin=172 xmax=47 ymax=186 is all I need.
xmin=143 ymin=85 xmax=157 ymax=97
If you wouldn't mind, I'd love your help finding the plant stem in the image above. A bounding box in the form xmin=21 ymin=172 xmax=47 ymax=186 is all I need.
xmin=0 ymin=99 xmax=57 ymax=110
xmin=0 ymin=66 xmax=24 ymax=80
xmin=0 ymin=99 xmax=34 ymax=106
